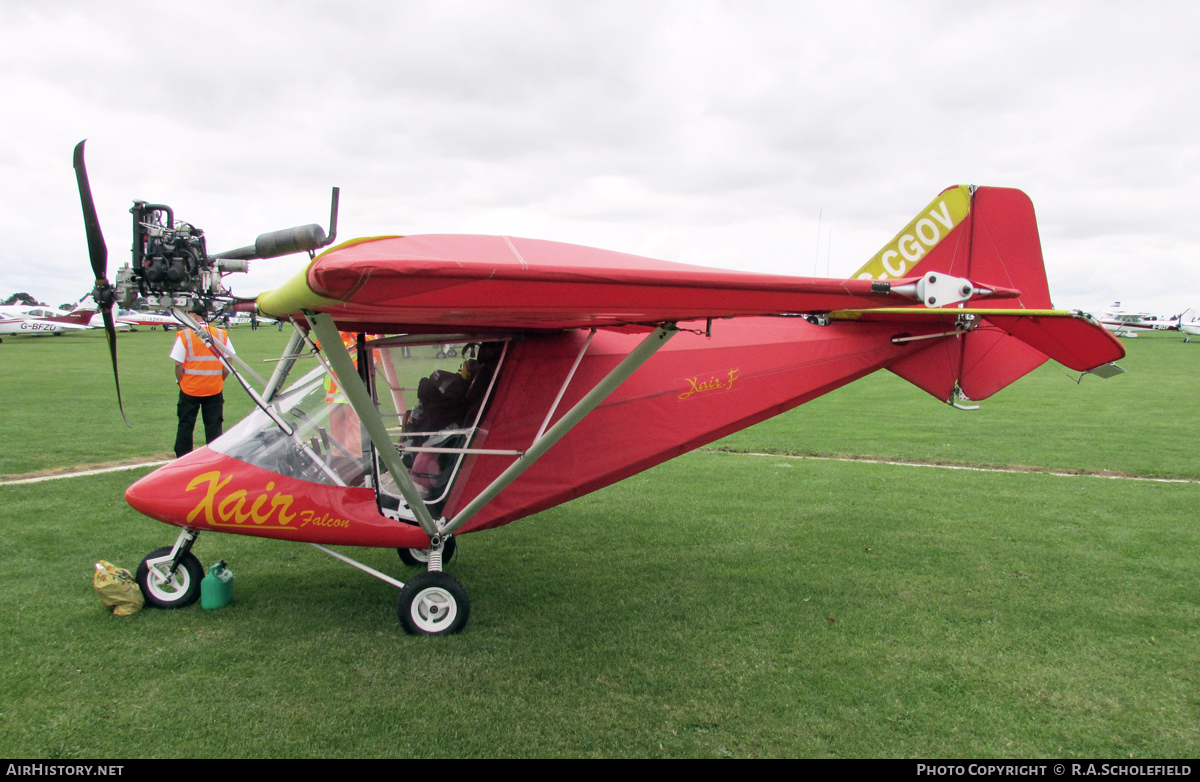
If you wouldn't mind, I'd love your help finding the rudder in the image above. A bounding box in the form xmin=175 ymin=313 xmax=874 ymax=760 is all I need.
xmin=851 ymin=186 xmax=1121 ymax=402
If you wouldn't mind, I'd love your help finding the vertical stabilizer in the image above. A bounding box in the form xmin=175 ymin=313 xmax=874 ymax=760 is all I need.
xmin=865 ymin=187 xmax=1083 ymax=402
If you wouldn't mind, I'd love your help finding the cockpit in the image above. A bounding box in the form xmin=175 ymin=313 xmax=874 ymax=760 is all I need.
xmin=210 ymin=335 xmax=508 ymax=525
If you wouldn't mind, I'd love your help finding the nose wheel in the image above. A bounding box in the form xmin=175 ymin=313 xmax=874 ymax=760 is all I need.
xmin=397 ymin=571 xmax=470 ymax=635
xmin=136 ymin=545 xmax=204 ymax=609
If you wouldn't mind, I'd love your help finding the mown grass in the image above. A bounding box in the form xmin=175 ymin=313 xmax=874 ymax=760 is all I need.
xmin=717 ymin=330 xmax=1200 ymax=479
xmin=0 ymin=328 xmax=1197 ymax=757
xmin=3 ymin=327 xmax=1196 ymax=479
xmin=0 ymin=326 xmax=293 ymax=476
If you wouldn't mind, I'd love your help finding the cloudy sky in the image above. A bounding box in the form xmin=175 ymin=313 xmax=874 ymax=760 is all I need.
xmin=2 ymin=1 xmax=1197 ymax=315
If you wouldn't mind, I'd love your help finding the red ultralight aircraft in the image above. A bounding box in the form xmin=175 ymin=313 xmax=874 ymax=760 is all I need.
xmin=91 ymin=175 xmax=1122 ymax=635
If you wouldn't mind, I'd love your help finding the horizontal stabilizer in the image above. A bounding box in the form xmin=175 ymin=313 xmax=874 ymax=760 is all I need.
xmin=829 ymin=308 xmax=1125 ymax=401
xmin=831 ymin=308 xmax=1125 ymax=372
xmin=978 ymin=312 xmax=1124 ymax=371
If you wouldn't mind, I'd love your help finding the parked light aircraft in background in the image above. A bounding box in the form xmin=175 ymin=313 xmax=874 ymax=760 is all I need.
xmin=74 ymin=140 xmax=1126 ymax=636
xmin=0 ymin=302 xmax=96 ymax=342
xmin=1098 ymin=303 xmax=1181 ymax=337
xmin=113 ymin=308 xmax=178 ymax=331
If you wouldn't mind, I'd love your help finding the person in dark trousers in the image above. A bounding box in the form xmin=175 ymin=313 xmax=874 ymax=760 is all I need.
xmin=170 ymin=321 xmax=235 ymax=458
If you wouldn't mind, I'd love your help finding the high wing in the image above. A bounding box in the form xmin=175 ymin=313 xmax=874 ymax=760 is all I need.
xmin=256 ymin=233 xmax=1016 ymax=332
xmin=252 ymin=186 xmax=1124 ymax=406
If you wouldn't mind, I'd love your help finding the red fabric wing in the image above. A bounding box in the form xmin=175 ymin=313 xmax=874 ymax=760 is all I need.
xmin=307 ymin=235 xmax=901 ymax=331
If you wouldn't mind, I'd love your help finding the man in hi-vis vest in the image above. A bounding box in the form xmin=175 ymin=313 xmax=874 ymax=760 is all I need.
xmin=170 ymin=321 xmax=235 ymax=458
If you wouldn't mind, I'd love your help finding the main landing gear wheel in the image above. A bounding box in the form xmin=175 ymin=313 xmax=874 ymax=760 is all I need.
xmin=397 ymin=572 xmax=471 ymax=635
xmin=135 ymin=546 xmax=204 ymax=609
xmin=397 ymin=536 xmax=456 ymax=566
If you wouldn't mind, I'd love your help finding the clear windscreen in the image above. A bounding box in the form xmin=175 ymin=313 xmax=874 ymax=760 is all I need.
xmin=208 ymin=338 xmax=506 ymax=513
xmin=210 ymin=365 xmax=371 ymax=487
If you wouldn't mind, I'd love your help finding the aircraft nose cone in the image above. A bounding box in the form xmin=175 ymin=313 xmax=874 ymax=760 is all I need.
xmin=124 ymin=447 xmax=227 ymax=524
xmin=124 ymin=468 xmax=170 ymax=520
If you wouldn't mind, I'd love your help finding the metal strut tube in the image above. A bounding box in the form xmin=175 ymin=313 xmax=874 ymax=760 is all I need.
xmin=536 ymin=328 xmax=596 ymax=441
xmin=443 ymin=323 xmax=678 ymax=537
xmin=262 ymin=328 xmax=307 ymax=403
xmin=310 ymin=544 xmax=406 ymax=590
xmin=307 ymin=312 xmax=440 ymax=537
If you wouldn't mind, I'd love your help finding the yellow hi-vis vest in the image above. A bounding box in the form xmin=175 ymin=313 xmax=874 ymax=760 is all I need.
xmin=177 ymin=326 xmax=229 ymax=397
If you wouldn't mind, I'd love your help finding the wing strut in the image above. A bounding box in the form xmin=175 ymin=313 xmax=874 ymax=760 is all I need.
xmin=442 ymin=323 xmax=678 ymax=537
xmin=308 ymin=312 xmax=440 ymax=537
xmin=312 ymin=316 xmax=677 ymax=540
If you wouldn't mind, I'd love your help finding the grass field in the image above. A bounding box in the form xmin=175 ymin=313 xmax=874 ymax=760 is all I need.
xmin=0 ymin=327 xmax=1197 ymax=758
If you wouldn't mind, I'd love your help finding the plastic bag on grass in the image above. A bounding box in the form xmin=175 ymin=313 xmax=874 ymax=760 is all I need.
xmin=93 ymin=561 xmax=143 ymax=616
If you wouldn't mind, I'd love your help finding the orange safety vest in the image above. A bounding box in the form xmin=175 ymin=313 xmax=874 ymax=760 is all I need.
xmin=177 ymin=326 xmax=230 ymax=397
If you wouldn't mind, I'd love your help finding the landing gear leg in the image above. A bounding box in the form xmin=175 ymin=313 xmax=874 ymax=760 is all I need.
xmin=397 ymin=536 xmax=457 ymax=566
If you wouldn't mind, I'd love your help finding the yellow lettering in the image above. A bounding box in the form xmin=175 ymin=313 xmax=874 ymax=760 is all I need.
xmin=184 ymin=473 xmax=303 ymax=529
xmin=218 ymin=490 xmax=250 ymax=524
xmin=271 ymin=494 xmax=296 ymax=525
xmin=678 ymin=369 xmax=739 ymax=401
xmin=678 ymin=376 xmax=702 ymax=401
xmin=248 ymin=493 xmax=273 ymax=524
xmin=186 ymin=471 xmax=233 ymax=525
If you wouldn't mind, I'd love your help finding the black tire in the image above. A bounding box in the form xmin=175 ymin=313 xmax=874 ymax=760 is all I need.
xmin=397 ymin=536 xmax=457 ymax=566
xmin=136 ymin=546 xmax=204 ymax=609
xmin=397 ymin=572 xmax=470 ymax=635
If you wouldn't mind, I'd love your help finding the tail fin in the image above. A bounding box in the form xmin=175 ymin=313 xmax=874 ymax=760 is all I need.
xmin=49 ymin=306 xmax=98 ymax=326
xmin=848 ymin=186 xmax=1123 ymax=402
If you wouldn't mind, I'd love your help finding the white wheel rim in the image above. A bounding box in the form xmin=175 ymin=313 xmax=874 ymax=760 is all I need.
xmin=147 ymin=563 xmax=190 ymax=602
xmin=407 ymin=548 xmax=431 ymax=563
xmin=409 ymin=586 xmax=458 ymax=632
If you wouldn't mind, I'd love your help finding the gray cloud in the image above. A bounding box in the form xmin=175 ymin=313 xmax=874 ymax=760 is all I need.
xmin=1 ymin=0 xmax=1197 ymax=313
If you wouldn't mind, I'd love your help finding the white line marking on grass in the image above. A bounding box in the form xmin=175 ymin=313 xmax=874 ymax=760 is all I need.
xmin=711 ymin=451 xmax=1200 ymax=485
xmin=9 ymin=453 xmax=1198 ymax=489
xmin=0 ymin=460 xmax=171 ymax=486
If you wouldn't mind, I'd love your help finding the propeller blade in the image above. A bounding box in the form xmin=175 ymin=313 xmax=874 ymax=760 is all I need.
xmin=72 ymin=140 xmax=108 ymax=283
xmin=101 ymin=307 xmax=131 ymax=428
xmin=74 ymin=140 xmax=129 ymax=427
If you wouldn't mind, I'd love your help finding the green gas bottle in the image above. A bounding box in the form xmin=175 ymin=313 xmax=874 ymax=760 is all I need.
xmin=200 ymin=560 xmax=234 ymax=610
